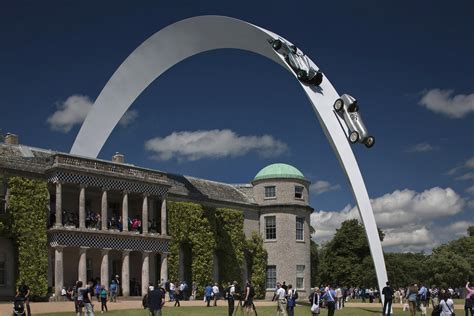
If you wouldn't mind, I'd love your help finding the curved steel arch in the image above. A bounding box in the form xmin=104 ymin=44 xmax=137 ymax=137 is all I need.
xmin=71 ymin=15 xmax=388 ymax=291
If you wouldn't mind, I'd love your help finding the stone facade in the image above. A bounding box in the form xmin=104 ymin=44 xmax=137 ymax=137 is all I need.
xmin=0 ymin=140 xmax=313 ymax=299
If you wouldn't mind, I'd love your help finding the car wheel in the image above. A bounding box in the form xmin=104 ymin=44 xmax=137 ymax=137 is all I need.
xmin=272 ymin=39 xmax=282 ymax=50
xmin=297 ymin=70 xmax=306 ymax=80
xmin=349 ymin=131 xmax=359 ymax=144
xmin=290 ymin=45 xmax=297 ymax=53
xmin=312 ymin=72 xmax=323 ymax=86
xmin=365 ymin=136 xmax=375 ymax=148
xmin=334 ymin=99 xmax=344 ymax=112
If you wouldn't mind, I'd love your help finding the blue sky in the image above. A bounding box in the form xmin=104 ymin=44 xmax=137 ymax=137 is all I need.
xmin=1 ymin=1 xmax=473 ymax=252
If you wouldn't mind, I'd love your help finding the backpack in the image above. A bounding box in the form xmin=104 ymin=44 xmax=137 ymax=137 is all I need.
xmin=293 ymin=289 xmax=298 ymax=300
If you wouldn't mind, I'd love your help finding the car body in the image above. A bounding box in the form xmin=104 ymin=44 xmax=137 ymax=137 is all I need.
xmin=333 ymin=94 xmax=375 ymax=148
xmin=270 ymin=38 xmax=323 ymax=86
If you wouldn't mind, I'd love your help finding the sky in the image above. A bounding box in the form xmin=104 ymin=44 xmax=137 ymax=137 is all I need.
xmin=1 ymin=1 xmax=473 ymax=253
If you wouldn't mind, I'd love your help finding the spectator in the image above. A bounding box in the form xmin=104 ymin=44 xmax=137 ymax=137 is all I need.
xmin=169 ymin=281 xmax=175 ymax=302
xmin=322 ymin=284 xmax=336 ymax=316
xmin=465 ymin=281 xmax=474 ymax=316
xmin=406 ymin=283 xmax=419 ymax=316
xmin=382 ymin=281 xmax=394 ymax=316
xmin=309 ymin=287 xmax=321 ymax=316
xmin=100 ymin=285 xmax=108 ymax=313
xmin=226 ymin=281 xmax=237 ymax=316
xmin=275 ymin=282 xmax=287 ymax=316
xmin=80 ymin=281 xmax=94 ymax=316
xmin=109 ymin=280 xmax=118 ymax=302
xmin=205 ymin=283 xmax=213 ymax=307
xmin=16 ymin=284 xmax=31 ymax=316
xmin=286 ymin=284 xmax=297 ymax=316
xmin=212 ymin=282 xmax=220 ymax=306
xmin=147 ymin=285 xmax=165 ymax=316
xmin=439 ymin=292 xmax=455 ymax=316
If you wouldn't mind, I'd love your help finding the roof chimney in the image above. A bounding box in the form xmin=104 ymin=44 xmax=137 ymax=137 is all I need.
xmin=112 ymin=152 xmax=124 ymax=163
xmin=4 ymin=133 xmax=19 ymax=145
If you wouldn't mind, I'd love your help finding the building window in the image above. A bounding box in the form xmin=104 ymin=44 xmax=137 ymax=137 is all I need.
xmin=295 ymin=186 xmax=304 ymax=199
xmin=296 ymin=217 xmax=304 ymax=241
xmin=296 ymin=265 xmax=305 ymax=289
xmin=0 ymin=197 xmax=5 ymax=215
xmin=265 ymin=216 xmax=276 ymax=240
xmin=264 ymin=186 xmax=276 ymax=198
xmin=86 ymin=258 xmax=93 ymax=282
xmin=266 ymin=265 xmax=276 ymax=289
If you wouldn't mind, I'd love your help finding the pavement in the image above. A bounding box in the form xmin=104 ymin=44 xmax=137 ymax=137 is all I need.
xmin=0 ymin=299 xmax=461 ymax=315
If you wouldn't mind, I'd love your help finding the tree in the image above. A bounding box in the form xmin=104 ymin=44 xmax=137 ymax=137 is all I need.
xmin=468 ymin=225 xmax=474 ymax=237
xmin=310 ymin=240 xmax=319 ymax=287
xmin=428 ymin=247 xmax=470 ymax=288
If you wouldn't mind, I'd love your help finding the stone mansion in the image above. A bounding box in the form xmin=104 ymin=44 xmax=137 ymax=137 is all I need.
xmin=0 ymin=133 xmax=312 ymax=299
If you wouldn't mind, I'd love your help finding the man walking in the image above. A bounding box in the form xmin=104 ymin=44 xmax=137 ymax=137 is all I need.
xmin=322 ymin=285 xmax=336 ymax=316
xmin=226 ymin=281 xmax=236 ymax=316
xmin=275 ymin=282 xmax=287 ymax=316
xmin=147 ymin=285 xmax=165 ymax=316
xmin=382 ymin=281 xmax=394 ymax=316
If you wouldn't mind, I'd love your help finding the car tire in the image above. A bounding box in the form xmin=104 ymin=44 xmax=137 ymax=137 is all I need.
xmin=290 ymin=45 xmax=297 ymax=53
xmin=365 ymin=136 xmax=375 ymax=148
xmin=334 ymin=99 xmax=344 ymax=112
xmin=272 ymin=39 xmax=282 ymax=50
xmin=312 ymin=72 xmax=323 ymax=86
xmin=349 ymin=131 xmax=359 ymax=144
xmin=297 ymin=70 xmax=306 ymax=80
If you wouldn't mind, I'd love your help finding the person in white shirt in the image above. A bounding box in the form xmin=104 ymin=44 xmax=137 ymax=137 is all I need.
xmin=276 ymin=282 xmax=288 ymax=316
xmin=169 ymin=282 xmax=175 ymax=302
xmin=335 ymin=286 xmax=343 ymax=309
xmin=212 ymin=283 xmax=220 ymax=306
xmin=439 ymin=292 xmax=455 ymax=316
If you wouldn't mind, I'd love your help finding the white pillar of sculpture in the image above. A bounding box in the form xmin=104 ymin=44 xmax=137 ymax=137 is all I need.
xmin=142 ymin=252 xmax=150 ymax=295
xmin=101 ymin=249 xmax=110 ymax=290
xmin=160 ymin=199 xmax=167 ymax=235
xmin=70 ymin=15 xmax=389 ymax=293
xmin=101 ymin=189 xmax=108 ymax=230
xmin=55 ymin=182 xmax=62 ymax=227
xmin=121 ymin=250 xmax=130 ymax=296
xmin=79 ymin=185 xmax=86 ymax=229
xmin=142 ymin=195 xmax=148 ymax=234
xmin=54 ymin=246 xmax=64 ymax=296
xmin=122 ymin=192 xmax=129 ymax=232
xmin=78 ymin=247 xmax=88 ymax=283
xmin=160 ymin=253 xmax=168 ymax=282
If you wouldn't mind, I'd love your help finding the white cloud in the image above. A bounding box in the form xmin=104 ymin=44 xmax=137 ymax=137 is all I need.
xmin=47 ymin=95 xmax=92 ymax=133
xmin=311 ymin=186 xmax=467 ymax=252
xmin=419 ymin=89 xmax=474 ymax=118
xmin=118 ymin=109 xmax=138 ymax=127
xmin=466 ymin=186 xmax=474 ymax=195
xmin=406 ymin=142 xmax=437 ymax=153
xmin=47 ymin=94 xmax=138 ymax=132
xmin=309 ymin=180 xmax=341 ymax=195
xmin=145 ymin=129 xmax=288 ymax=161
xmin=456 ymin=172 xmax=474 ymax=181
xmin=447 ymin=156 xmax=474 ymax=177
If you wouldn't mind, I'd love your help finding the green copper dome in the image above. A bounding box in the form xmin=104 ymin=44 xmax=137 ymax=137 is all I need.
xmin=253 ymin=163 xmax=305 ymax=181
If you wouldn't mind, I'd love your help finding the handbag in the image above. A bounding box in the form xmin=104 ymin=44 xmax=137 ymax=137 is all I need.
xmin=311 ymin=293 xmax=320 ymax=314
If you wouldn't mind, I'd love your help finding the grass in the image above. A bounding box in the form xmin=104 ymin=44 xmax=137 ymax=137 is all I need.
xmin=47 ymin=306 xmax=433 ymax=315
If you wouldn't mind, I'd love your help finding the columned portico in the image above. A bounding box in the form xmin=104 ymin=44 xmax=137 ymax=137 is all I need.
xmin=78 ymin=247 xmax=88 ymax=283
xmin=160 ymin=253 xmax=168 ymax=281
xmin=55 ymin=182 xmax=62 ymax=227
xmin=122 ymin=250 xmax=130 ymax=296
xmin=54 ymin=246 xmax=64 ymax=296
xmin=79 ymin=185 xmax=86 ymax=229
xmin=101 ymin=189 xmax=108 ymax=230
xmin=122 ymin=192 xmax=129 ymax=232
xmin=142 ymin=251 xmax=150 ymax=295
xmin=101 ymin=249 xmax=110 ymax=289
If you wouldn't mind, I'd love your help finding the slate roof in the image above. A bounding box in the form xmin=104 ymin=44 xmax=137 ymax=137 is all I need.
xmin=0 ymin=143 xmax=255 ymax=206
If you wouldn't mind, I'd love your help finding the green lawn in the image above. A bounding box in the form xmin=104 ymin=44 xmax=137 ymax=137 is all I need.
xmin=47 ymin=306 xmax=425 ymax=315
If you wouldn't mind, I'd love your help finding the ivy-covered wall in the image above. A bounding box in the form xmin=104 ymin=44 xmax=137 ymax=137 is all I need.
xmin=8 ymin=176 xmax=49 ymax=297
xmin=167 ymin=201 xmax=267 ymax=298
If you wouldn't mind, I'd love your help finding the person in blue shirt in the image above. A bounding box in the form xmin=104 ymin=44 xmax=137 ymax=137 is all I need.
xmin=322 ymin=285 xmax=337 ymax=316
xmin=418 ymin=284 xmax=427 ymax=311
xmin=205 ymin=284 xmax=213 ymax=307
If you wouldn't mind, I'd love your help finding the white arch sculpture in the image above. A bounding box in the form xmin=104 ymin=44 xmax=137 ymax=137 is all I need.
xmin=71 ymin=15 xmax=388 ymax=291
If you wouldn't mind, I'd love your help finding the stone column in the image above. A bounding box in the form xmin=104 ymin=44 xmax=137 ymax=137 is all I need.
xmin=101 ymin=189 xmax=108 ymax=230
xmin=121 ymin=250 xmax=130 ymax=296
xmin=55 ymin=182 xmax=62 ymax=226
xmin=142 ymin=195 xmax=148 ymax=234
xmin=160 ymin=253 xmax=168 ymax=281
xmin=78 ymin=247 xmax=88 ymax=283
xmin=142 ymin=252 xmax=150 ymax=295
xmin=100 ymin=249 xmax=110 ymax=290
xmin=160 ymin=198 xmax=167 ymax=235
xmin=54 ymin=246 xmax=64 ymax=296
xmin=79 ymin=185 xmax=86 ymax=229
xmin=122 ymin=192 xmax=129 ymax=232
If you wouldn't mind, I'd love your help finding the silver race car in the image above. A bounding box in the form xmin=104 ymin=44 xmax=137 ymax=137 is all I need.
xmin=334 ymin=94 xmax=375 ymax=148
xmin=270 ymin=38 xmax=323 ymax=86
